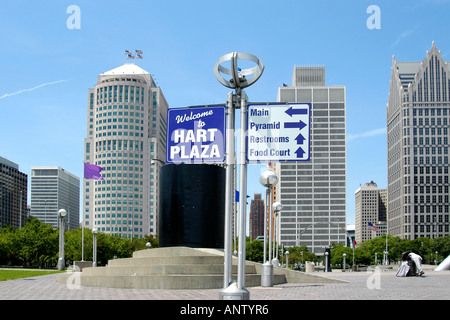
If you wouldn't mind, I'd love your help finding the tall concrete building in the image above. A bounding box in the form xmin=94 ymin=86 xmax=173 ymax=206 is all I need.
xmin=387 ymin=42 xmax=450 ymax=239
xmin=275 ymin=65 xmax=347 ymax=254
xmin=83 ymin=63 xmax=168 ymax=238
xmin=249 ymin=193 xmax=265 ymax=240
xmin=0 ymin=156 xmax=27 ymax=228
xmin=30 ymin=166 xmax=79 ymax=230
xmin=354 ymin=181 xmax=387 ymax=244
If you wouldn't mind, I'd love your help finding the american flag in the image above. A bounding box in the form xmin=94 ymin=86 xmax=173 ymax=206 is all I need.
xmin=135 ymin=50 xmax=143 ymax=54
xmin=137 ymin=54 xmax=143 ymax=59
xmin=368 ymin=222 xmax=380 ymax=232
xmin=125 ymin=50 xmax=132 ymax=55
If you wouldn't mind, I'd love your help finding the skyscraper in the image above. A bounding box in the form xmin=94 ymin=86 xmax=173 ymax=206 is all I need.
xmin=275 ymin=66 xmax=347 ymax=254
xmin=249 ymin=193 xmax=265 ymax=240
xmin=387 ymin=42 xmax=450 ymax=239
xmin=83 ymin=63 xmax=168 ymax=238
xmin=30 ymin=166 xmax=79 ymax=230
xmin=0 ymin=156 xmax=27 ymax=229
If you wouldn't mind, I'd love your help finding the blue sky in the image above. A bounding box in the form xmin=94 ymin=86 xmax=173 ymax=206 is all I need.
xmin=1 ymin=0 xmax=449 ymax=227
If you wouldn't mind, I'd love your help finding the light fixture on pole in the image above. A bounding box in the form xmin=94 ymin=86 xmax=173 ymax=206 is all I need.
xmin=259 ymin=169 xmax=278 ymax=287
xmin=92 ymin=228 xmax=98 ymax=267
xmin=57 ymin=209 xmax=67 ymax=271
xmin=215 ymin=52 xmax=264 ymax=300
xmin=343 ymin=253 xmax=347 ymax=272
xmin=285 ymin=251 xmax=290 ymax=269
xmin=272 ymin=201 xmax=282 ymax=267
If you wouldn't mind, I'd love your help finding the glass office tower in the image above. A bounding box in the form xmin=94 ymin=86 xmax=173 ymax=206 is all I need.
xmin=83 ymin=63 xmax=168 ymax=238
xmin=30 ymin=166 xmax=79 ymax=230
xmin=276 ymin=66 xmax=347 ymax=254
xmin=0 ymin=156 xmax=27 ymax=229
xmin=387 ymin=42 xmax=450 ymax=239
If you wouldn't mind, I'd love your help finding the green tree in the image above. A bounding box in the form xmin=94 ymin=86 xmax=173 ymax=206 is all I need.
xmin=246 ymin=239 xmax=264 ymax=262
xmin=0 ymin=224 xmax=19 ymax=265
xmin=329 ymin=243 xmax=355 ymax=267
xmin=65 ymin=227 xmax=94 ymax=262
xmin=16 ymin=217 xmax=58 ymax=268
xmin=281 ymin=245 xmax=319 ymax=267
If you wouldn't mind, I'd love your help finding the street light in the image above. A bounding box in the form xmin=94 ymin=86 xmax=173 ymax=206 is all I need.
xmin=343 ymin=253 xmax=347 ymax=272
xmin=57 ymin=209 xmax=67 ymax=271
xmin=285 ymin=251 xmax=290 ymax=269
xmin=215 ymin=52 xmax=264 ymax=301
xmin=272 ymin=201 xmax=282 ymax=267
xmin=259 ymin=169 xmax=278 ymax=287
xmin=146 ymin=242 xmax=152 ymax=249
xmin=92 ymin=228 xmax=98 ymax=267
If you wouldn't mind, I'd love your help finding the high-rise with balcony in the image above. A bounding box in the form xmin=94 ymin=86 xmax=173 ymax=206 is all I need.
xmin=387 ymin=42 xmax=450 ymax=239
xmin=275 ymin=65 xmax=347 ymax=254
xmin=83 ymin=63 xmax=168 ymax=238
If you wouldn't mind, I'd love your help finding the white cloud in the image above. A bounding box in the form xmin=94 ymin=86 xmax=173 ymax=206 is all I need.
xmin=0 ymin=79 xmax=69 ymax=100
xmin=347 ymin=127 xmax=386 ymax=141
xmin=390 ymin=26 xmax=420 ymax=49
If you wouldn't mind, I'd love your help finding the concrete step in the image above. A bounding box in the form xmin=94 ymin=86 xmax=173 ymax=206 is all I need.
xmin=132 ymin=246 xmax=223 ymax=258
xmin=107 ymin=255 xmax=225 ymax=267
xmin=82 ymin=263 xmax=256 ymax=276
xmin=78 ymin=273 xmax=287 ymax=290
xmin=60 ymin=247 xmax=345 ymax=290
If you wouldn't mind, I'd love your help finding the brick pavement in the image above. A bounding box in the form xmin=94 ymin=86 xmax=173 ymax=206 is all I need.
xmin=0 ymin=269 xmax=449 ymax=300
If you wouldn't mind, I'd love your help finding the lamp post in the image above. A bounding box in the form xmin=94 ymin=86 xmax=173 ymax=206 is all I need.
xmin=215 ymin=52 xmax=264 ymax=300
xmin=259 ymin=169 xmax=278 ymax=287
xmin=57 ymin=209 xmax=67 ymax=271
xmin=92 ymin=228 xmax=98 ymax=267
xmin=146 ymin=242 xmax=152 ymax=249
xmin=272 ymin=202 xmax=282 ymax=267
xmin=383 ymin=250 xmax=388 ymax=266
xmin=343 ymin=253 xmax=347 ymax=272
xmin=285 ymin=251 xmax=290 ymax=269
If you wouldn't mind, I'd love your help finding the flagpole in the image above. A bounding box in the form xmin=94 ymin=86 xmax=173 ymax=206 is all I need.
xmin=82 ymin=217 xmax=84 ymax=261
xmin=83 ymin=162 xmax=105 ymax=261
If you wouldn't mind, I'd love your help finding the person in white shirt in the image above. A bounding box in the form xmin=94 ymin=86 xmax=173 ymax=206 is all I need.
xmin=408 ymin=252 xmax=424 ymax=276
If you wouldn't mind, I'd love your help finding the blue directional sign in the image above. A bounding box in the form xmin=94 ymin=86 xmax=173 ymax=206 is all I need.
xmin=247 ymin=103 xmax=311 ymax=162
xmin=166 ymin=105 xmax=226 ymax=164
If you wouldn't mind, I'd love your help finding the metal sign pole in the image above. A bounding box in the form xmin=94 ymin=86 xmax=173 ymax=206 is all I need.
xmin=215 ymin=52 xmax=264 ymax=300
xmin=223 ymin=91 xmax=235 ymax=288
xmin=237 ymin=90 xmax=248 ymax=297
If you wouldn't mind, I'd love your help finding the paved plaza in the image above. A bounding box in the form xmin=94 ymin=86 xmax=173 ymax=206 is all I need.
xmin=0 ymin=267 xmax=449 ymax=301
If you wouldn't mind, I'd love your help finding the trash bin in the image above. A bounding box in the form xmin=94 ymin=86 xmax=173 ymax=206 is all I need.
xmin=305 ymin=262 xmax=315 ymax=272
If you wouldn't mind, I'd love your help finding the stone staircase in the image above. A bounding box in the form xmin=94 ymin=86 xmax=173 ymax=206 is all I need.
xmin=59 ymin=246 xmax=343 ymax=289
